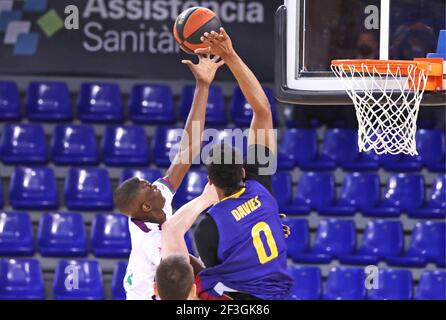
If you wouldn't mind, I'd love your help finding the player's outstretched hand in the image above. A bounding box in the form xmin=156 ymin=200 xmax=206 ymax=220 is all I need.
xmin=182 ymin=54 xmax=225 ymax=86
xmin=280 ymin=213 xmax=291 ymax=238
xmin=195 ymin=27 xmax=235 ymax=60
xmin=201 ymin=182 xmax=220 ymax=206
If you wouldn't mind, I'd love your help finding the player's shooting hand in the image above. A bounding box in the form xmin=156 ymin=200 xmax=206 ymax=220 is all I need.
xmin=201 ymin=182 xmax=220 ymax=206
xmin=195 ymin=28 xmax=235 ymax=59
xmin=182 ymin=54 xmax=225 ymax=86
xmin=280 ymin=213 xmax=291 ymax=238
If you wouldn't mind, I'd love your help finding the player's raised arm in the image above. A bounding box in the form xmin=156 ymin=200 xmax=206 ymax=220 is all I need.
xmin=197 ymin=28 xmax=275 ymax=153
xmin=164 ymin=55 xmax=225 ymax=190
xmin=161 ymin=183 xmax=219 ymax=259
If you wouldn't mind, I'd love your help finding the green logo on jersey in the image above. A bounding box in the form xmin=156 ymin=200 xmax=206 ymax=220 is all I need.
xmin=126 ymin=273 xmax=133 ymax=286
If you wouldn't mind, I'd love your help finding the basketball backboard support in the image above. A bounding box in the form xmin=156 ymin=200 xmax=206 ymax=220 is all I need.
xmin=275 ymin=0 xmax=446 ymax=105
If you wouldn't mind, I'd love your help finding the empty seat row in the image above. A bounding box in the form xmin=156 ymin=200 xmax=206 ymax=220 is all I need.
xmin=1 ymin=167 xmax=211 ymax=210
xmin=0 ymin=81 xmax=277 ymax=126
xmin=0 ymin=125 xmax=244 ymax=167
xmin=0 ymin=212 xmax=129 ymax=258
xmin=0 ymin=211 xmax=195 ymax=258
xmin=290 ymin=267 xmax=445 ymax=300
xmin=285 ymin=219 xmax=445 ymax=267
xmin=0 ymin=124 xmax=150 ymax=166
xmin=278 ymin=128 xmax=445 ymax=172
xmin=2 ymin=124 xmax=444 ymax=172
xmin=273 ymin=172 xmax=446 ymax=218
xmin=6 ymin=167 xmax=112 ymax=210
xmin=1 ymin=258 xmax=444 ymax=300
xmin=1 ymin=167 xmax=445 ymax=217
xmin=0 ymin=259 xmax=109 ymax=300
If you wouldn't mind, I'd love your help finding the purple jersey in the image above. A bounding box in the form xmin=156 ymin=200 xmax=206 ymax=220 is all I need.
xmin=197 ymin=179 xmax=292 ymax=300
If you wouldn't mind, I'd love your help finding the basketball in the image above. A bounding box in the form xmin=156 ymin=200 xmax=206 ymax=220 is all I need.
xmin=173 ymin=7 xmax=222 ymax=54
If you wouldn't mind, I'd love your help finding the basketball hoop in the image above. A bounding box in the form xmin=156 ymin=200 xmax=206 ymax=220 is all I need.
xmin=331 ymin=58 xmax=444 ymax=155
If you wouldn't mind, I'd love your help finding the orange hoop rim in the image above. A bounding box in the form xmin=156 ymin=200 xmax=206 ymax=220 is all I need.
xmin=331 ymin=58 xmax=444 ymax=92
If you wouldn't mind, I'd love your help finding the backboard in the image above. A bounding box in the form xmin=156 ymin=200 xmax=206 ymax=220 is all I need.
xmin=275 ymin=0 xmax=446 ymax=105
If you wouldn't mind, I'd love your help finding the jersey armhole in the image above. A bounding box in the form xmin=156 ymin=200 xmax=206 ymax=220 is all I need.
xmin=156 ymin=177 xmax=176 ymax=195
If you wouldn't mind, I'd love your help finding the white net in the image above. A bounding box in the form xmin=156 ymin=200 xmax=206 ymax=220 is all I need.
xmin=331 ymin=62 xmax=428 ymax=155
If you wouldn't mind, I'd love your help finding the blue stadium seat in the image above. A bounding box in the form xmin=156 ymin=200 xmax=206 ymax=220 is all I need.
xmin=293 ymin=219 xmax=356 ymax=263
xmin=399 ymin=130 xmax=446 ymax=172
xmin=231 ymin=86 xmax=277 ymax=126
xmin=320 ymin=129 xmax=378 ymax=171
xmin=53 ymin=260 xmax=104 ymax=300
xmin=102 ymin=125 xmax=149 ymax=166
xmin=284 ymin=219 xmax=310 ymax=262
xmin=0 ymin=81 xmax=20 ymax=120
xmin=38 ymin=212 xmax=87 ymax=257
xmin=364 ymin=174 xmax=424 ymax=217
xmin=320 ymin=173 xmax=380 ymax=216
xmin=181 ymin=85 xmax=226 ymax=125
xmin=436 ymin=30 xmax=445 ymax=53
xmin=206 ymin=128 xmax=248 ymax=157
xmin=368 ymin=269 xmax=413 ymax=300
xmin=0 ymin=124 xmax=48 ymax=164
xmin=25 ymin=82 xmax=72 ymax=122
xmin=112 ymin=262 xmax=127 ymax=300
xmin=427 ymin=30 xmax=446 ymax=58
xmin=415 ymin=271 xmax=446 ymax=300
xmin=284 ymin=172 xmax=335 ymax=215
xmin=272 ymin=171 xmax=293 ymax=211
xmin=387 ymin=221 xmax=445 ymax=268
xmin=129 ymin=84 xmax=176 ymax=124
xmin=173 ymin=171 xmax=208 ymax=208
xmin=64 ymin=168 xmax=113 ymax=211
xmin=323 ymin=267 xmax=366 ymax=300
xmin=289 ymin=266 xmax=322 ymax=300
xmin=278 ymin=129 xmax=335 ymax=170
xmin=9 ymin=167 xmax=58 ymax=210
xmin=0 ymin=212 xmax=33 ymax=256
xmin=0 ymin=259 xmax=44 ymax=300
xmin=91 ymin=213 xmax=130 ymax=258
xmin=77 ymin=83 xmax=123 ymax=123
xmin=372 ymin=153 xmax=412 ymax=171
xmin=427 ymin=53 xmax=446 ymax=59
xmin=0 ymin=182 xmax=3 ymax=209
xmin=409 ymin=175 xmax=446 ymax=218
xmin=51 ymin=125 xmax=98 ymax=166
xmin=340 ymin=220 xmax=403 ymax=265
xmin=120 ymin=168 xmax=163 ymax=184
xmin=152 ymin=127 xmax=183 ymax=167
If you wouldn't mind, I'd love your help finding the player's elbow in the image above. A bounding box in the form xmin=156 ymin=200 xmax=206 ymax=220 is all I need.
xmin=255 ymin=105 xmax=273 ymax=124
xmin=256 ymin=100 xmax=272 ymax=118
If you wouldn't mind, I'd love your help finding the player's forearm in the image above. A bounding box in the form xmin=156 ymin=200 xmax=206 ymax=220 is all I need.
xmin=224 ymin=52 xmax=271 ymax=118
xmin=181 ymin=83 xmax=209 ymax=156
xmin=161 ymin=195 xmax=212 ymax=259
xmin=164 ymin=195 xmax=211 ymax=236
xmin=165 ymin=83 xmax=209 ymax=188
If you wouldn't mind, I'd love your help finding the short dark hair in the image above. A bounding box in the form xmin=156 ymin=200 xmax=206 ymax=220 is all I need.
xmin=155 ymin=255 xmax=194 ymax=300
xmin=206 ymin=143 xmax=244 ymax=197
xmin=113 ymin=177 xmax=140 ymax=214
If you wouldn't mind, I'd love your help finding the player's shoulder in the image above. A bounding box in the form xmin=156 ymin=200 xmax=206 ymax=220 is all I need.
xmin=245 ymin=179 xmax=271 ymax=195
xmin=153 ymin=177 xmax=176 ymax=196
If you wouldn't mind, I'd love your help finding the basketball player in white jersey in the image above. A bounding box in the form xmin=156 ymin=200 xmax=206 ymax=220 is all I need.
xmin=113 ymin=54 xmax=224 ymax=300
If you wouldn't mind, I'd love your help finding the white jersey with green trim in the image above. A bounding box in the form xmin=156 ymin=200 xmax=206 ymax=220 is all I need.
xmin=123 ymin=178 xmax=175 ymax=300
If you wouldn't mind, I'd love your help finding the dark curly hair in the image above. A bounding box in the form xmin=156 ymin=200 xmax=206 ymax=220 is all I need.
xmin=206 ymin=143 xmax=244 ymax=197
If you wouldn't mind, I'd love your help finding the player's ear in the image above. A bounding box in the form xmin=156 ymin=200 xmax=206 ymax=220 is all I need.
xmin=241 ymin=167 xmax=246 ymax=179
xmin=189 ymin=284 xmax=197 ymax=300
xmin=207 ymin=176 xmax=213 ymax=186
xmin=142 ymin=201 xmax=152 ymax=213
